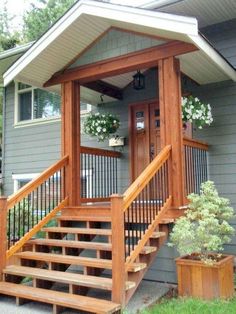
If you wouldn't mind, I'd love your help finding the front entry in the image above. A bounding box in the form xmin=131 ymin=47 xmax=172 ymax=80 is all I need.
xmin=129 ymin=100 xmax=160 ymax=181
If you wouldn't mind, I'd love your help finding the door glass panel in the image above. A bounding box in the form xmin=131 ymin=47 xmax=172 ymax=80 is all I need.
xmin=136 ymin=111 xmax=145 ymax=130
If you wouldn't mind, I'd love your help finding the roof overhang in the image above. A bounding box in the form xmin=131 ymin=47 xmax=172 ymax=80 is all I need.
xmin=3 ymin=0 xmax=236 ymax=97
xmin=0 ymin=42 xmax=33 ymax=85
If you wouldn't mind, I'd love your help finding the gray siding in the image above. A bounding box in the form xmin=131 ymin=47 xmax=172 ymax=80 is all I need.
xmin=201 ymin=18 xmax=236 ymax=68
xmin=69 ymin=28 xmax=166 ymax=68
xmin=3 ymin=82 xmax=61 ymax=196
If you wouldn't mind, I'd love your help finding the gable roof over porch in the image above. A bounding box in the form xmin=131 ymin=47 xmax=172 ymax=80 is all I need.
xmin=3 ymin=0 xmax=236 ymax=103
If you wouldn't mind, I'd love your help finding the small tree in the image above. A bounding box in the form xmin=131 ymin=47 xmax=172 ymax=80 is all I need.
xmin=169 ymin=181 xmax=235 ymax=264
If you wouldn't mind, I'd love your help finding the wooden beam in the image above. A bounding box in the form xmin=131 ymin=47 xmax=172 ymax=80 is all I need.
xmin=159 ymin=57 xmax=185 ymax=207
xmin=0 ymin=197 xmax=7 ymax=281
xmin=44 ymin=41 xmax=198 ymax=87
xmin=61 ymin=81 xmax=81 ymax=205
xmin=83 ymin=80 xmax=123 ymax=100
xmin=110 ymin=194 xmax=126 ymax=307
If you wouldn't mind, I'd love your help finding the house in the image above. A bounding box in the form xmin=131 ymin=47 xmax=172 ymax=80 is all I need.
xmin=0 ymin=0 xmax=236 ymax=312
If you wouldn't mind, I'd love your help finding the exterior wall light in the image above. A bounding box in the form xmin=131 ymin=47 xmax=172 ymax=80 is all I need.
xmin=133 ymin=70 xmax=145 ymax=90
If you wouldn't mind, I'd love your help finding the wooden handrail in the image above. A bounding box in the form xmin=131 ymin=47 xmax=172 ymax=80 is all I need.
xmin=7 ymin=155 xmax=69 ymax=210
xmin=6 ymin=197 xmax=69 ymax=259
xmin=123 ymin=145 xmax=171 ymax=211
xmin=80 ymin=146 xmax=121 ymax=158
xmin=183 ymin=136 xmax=208 ymax=151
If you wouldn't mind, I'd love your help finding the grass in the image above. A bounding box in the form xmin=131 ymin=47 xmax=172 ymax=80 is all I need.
xmin=141 ymin=297 xmax=236 ymax=314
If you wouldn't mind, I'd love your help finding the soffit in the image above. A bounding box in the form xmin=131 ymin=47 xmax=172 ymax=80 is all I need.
xmin=2 ymin=0 xmax=236 ymax=105
xmin=154 ymin=0 xmax=236 ymax=28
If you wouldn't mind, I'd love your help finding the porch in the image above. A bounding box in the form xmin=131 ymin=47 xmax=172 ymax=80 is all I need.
xmin=2 ymin=0 xmax=232 ymax=312
xmin=0 ymin=49 xmax=209 ymax=313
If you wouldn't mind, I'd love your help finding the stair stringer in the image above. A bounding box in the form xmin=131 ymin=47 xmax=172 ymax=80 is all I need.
xmin=125 ymin=224 xmax=169 ymax=305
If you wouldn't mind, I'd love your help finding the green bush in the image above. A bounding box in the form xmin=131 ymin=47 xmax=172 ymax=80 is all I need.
xmin=169 ymin=181 xmax=235 ymax=263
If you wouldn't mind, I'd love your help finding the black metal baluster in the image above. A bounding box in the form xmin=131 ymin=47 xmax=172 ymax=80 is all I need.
xmin=8 ymin=210 xmax=11 ymax=249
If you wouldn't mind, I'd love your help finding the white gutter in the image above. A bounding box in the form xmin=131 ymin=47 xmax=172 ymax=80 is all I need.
xmin=140 ymin=0 xmax=184 ymax=9
xmin=188 ymin=33 xmax=236 ymax=82
xmin=0 ymin=42 xmax=33 ymax=60
xmin=3 ymin=0 xmax=198 ymax=86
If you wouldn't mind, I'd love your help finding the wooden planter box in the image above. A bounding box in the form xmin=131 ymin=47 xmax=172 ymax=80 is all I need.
xmin=176 ymin=254 xmax=234 ymax=300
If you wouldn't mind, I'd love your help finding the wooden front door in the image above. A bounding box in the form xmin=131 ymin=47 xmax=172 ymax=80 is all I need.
xmin=130 ymin=101 xmax=160 ymax=181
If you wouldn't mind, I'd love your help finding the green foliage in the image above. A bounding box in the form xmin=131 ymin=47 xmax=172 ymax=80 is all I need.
xmin=0 ymin=1 xmax=20 ymax=51
xmin=169 ymin=181 xmax=235 ymax=263
xmin=84 ymin=112 xmax=120 ymax=142
xmin=23 ymin=0 xmax=77 ymax=42
xmin=141 ymin=297 xmax=236 ymax=314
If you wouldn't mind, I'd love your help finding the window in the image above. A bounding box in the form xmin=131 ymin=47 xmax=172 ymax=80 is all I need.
xmin=12 ymin=173 xmax=40 ymax=192
xmin=15 ymin=82 xmax=61 ymax=124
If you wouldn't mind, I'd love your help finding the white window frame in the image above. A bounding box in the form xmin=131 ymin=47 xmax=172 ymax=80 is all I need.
xmin=12 ymin=170 xmax=92 ymax=195
xmin=12 ymin=173 xmax=40 ymax=192
xmin=14 ymin=82 xmax=92 ymax=128
xmin=14 ymin=81 xmax=61 ymax=127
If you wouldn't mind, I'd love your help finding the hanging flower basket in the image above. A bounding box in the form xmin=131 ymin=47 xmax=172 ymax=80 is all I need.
xmin=84 ymin=112 xmax=120 ymax=142
xmin=182 ymin=96 xmax=213 ymax=129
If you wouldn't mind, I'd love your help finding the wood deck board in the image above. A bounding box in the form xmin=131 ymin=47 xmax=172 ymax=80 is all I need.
xmin=28 ymin=238 xmax=112 ymax=251
xmin=0 ymin=282 xmax=120 ymax=314
xmin=15 ymin=251 xmax=145 ymax=272
xmin=42 ymin=227 xmax=112 ymax=236
xmin=57 ymin=215 xmax=111 ymax=222
xmin=3 ymin=265 xmax=135 ymax=291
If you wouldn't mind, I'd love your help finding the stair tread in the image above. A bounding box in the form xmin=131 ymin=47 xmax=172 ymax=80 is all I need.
xmin=15 ymin=251 xmax=145 ymax=272
xmin=4 ymin=265 xmax=135 ymax=291
xmin=28 ymin=238 xmax=112 ymax=251
xmin=42 ymin=227 xmax=112 ymax=235
xmin=28 ymin=238 xmax=156 ymax=255
xmin=58 ymin=215 xmax=111 ymax=222
xmin=125 ymin=230 xmax=166 ymax=238
xmin=0 ymin=282 xmax=120 ymax=314
xmin=140 ymin=246 xmax=157 ymax=254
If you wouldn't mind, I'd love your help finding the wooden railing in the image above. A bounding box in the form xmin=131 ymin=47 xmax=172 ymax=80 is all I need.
xmin=110 ymin=145 xmax=172 ymax=305
xmin=0 ymin=156 xmax=69 ymax=279
xmin=80 ymin=146 xmax=121 ymax=202
xmin=183 ymin=137 xmax=209 ymax=195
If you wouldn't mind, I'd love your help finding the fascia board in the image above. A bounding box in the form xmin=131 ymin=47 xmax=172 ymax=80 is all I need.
xmin=188 ymin=33 xmax=236 ymax=82
xmin=3 ymin=0 xmax=198 ymax=86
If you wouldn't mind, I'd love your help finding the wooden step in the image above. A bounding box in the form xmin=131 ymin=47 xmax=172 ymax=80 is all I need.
xmin=15 ymin=251 xmax=145 ymax=272
xmin=42 ymin=227 xmax=112 ymax=236
xmin=0 ymin=282 xmax=120 ymax=314
xmin=28 ymin=239 xmax=156 ymax=255
xmin=139 ymin=246 xmax=157 ymax=255
xmin=58 ymin=215 xmax=111 ymax=222
xmin=125 ymin=230 xmax=166 ymax=239
xmin=4 ymin=265 xmax=135 ymax=291
xmin=160 ymin=218 xmax=175 ymax=224
xmin=28 ymin=238 xmax=112 ymax=251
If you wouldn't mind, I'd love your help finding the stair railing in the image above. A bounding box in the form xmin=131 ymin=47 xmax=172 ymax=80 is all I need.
xmin=80 ymin=146 xmax=121 ymax=202
xmin=111 ymin=145 xmax=172 ymax=305
xmin=0 ymin=155 xmax=69 ymax=279
xmin=183 ymin=137 xmax=209 ymax=196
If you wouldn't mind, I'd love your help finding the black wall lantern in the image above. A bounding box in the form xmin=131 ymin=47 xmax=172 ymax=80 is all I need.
xmin=133 ymin=70 xmax=145 ymax=90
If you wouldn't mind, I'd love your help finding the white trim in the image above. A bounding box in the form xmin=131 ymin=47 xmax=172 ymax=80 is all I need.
xmin=188 ymin=33 xmax=236 ymax=82
xmin=12 ymin=173 xmax=40 ymax=192
xmin=3 ymin=0 xmax=198 ymax=86
xmin=13 ymin=116 xmax=61 ymax=128
xmin=14 ymin=81 xmax=61 ymax=125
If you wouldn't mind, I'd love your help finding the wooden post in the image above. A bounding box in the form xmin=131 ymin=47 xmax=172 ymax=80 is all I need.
xmin=0 ymin=197 xmax=8 ymax=280
xmin=61 ymin=81 xmax=81 ymax=206
xmin=110 ymin=194 xmax=126 ymax=307
xmin=159 ymin=57 xmax=184 ymax=207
